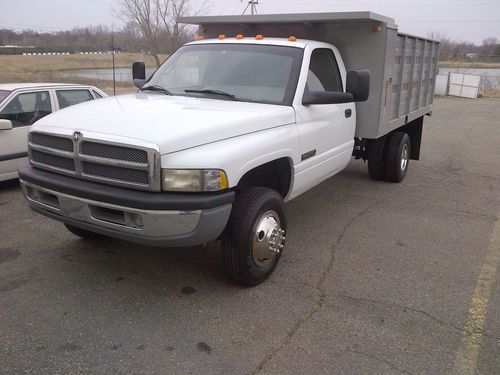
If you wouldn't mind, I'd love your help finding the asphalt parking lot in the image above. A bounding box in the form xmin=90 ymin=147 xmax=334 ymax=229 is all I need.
xmin=1 ymin=97 xmax=499 ymax=375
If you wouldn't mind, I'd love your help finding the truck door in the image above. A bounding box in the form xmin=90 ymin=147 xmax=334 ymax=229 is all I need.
xmin=292 ymin=47 xmax=356 ymax=197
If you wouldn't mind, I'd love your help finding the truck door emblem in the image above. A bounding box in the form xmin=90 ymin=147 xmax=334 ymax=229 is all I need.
xmin=73 ymin=131 xmax=82 ymax=142
xmin=301 ymin=150 xmax=316 ymax=161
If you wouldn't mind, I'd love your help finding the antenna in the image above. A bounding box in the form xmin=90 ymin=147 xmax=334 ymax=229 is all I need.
xmin=241 ymin=0 xmax=259 ymax=15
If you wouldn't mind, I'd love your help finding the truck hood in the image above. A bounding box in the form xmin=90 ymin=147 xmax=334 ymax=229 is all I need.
xmin=31 ymin=93 xmax=296 ymax=154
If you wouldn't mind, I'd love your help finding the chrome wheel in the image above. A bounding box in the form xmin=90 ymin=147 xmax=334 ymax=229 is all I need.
xmin=252 ymin=210 xmax=285 ymax=267
xmin=400 ymin=143 xmax=409 ymax=172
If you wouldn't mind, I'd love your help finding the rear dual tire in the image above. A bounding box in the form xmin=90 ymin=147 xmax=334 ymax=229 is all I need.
xmin=367 ymin=137 xmax=386 ymax=181
xmin=367 ymin=131 xmax=410 ymax=183
xmin=385 ymin=132 xmax=410 ymax=182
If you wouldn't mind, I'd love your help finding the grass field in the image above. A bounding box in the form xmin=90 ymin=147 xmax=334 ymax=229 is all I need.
xmin=479 ymin=89 xmax=500 ymax=98
xmin=0 ymin=53 xmax=167 ymax=93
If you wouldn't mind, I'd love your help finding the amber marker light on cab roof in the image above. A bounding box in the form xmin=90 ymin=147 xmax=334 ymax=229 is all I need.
xmin=218 ymin=34 xmax=226 ymax=39
xmin=196 ymin=35 xmax=205 ymax=40
xmin=236 ymin=34 xmax=244 ymax=39
xmin=255 ymin=34 xmax=264 ymax=40
xmin=288 ymin=36 xmax=297 ymax=42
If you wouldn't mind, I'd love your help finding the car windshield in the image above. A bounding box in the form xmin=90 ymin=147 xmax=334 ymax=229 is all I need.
xmin=0 ymin=90 xmax=11 ymax=104
xmin=146 ymin=43 xmax=304 ymax=106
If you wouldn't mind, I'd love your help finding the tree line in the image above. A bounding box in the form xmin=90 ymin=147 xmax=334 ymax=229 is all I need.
xmin=0 ymin=23 xmax=192 ymax=55
xmin=427 ymin=32 xmax=500 ymax=62
xmin=0 ymin=0 xmax=206 ymax=65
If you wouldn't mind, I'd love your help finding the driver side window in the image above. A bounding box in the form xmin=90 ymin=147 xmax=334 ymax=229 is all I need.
xmin=307 ymin=49 xmax=343 ymax=92
xmin=0 ymin=91 xmax=52 ymax=127
xmin=163 ymin=52 xmax=208 ymax=89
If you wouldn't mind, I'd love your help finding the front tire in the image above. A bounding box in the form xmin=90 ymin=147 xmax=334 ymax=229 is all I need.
xmin=64 ymin=224 xmax=102 ymax=240
xmin=222 ymin=187 xmax=287 ymax=286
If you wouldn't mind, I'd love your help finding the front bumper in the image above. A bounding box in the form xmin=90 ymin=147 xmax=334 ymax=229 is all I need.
xmin=19 ymin=160 xmax=234 ymax=247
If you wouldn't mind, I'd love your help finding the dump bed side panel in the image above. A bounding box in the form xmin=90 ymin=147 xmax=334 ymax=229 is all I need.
xmin=381 ymin=30 xmax=439 ymax=137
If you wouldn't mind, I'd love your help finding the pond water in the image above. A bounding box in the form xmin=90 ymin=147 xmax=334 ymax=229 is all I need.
xmin=63 ymin=67 xmax=157 ymax=83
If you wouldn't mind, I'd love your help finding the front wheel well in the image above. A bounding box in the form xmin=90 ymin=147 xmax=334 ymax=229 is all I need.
xmin=236 ymin=158 xmax=292 ymax=198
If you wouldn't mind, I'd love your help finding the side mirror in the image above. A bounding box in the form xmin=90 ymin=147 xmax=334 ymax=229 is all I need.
xmin=302 ymin=70 xmax=370 ymax=105
xmin=0 ymin=119 xmax=12 ymax=130
xmin=132 ymin=61 xmax=146 ymax=89
xmin=346 ymin=70 xmax=370 ymax=102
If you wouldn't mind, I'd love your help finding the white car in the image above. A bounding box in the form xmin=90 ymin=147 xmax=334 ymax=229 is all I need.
xmin=0 ymin=83 xmax=107 ymax=181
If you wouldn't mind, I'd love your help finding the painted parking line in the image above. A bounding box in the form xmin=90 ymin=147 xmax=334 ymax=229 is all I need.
xmin=453 ymin=213 xmax=500 ymax=375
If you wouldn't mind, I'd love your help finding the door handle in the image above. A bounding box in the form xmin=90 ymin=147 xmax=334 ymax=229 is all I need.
xmin=345 ymin=109 xmax=352 ymax=118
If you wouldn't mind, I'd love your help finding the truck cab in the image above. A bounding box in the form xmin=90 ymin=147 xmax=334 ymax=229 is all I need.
xmin=19 ymin=12 xmax=438 ymax=286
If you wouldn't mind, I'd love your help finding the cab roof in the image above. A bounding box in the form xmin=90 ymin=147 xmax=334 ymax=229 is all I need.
xmin=185 ymin=37 xmax=309 ymax=49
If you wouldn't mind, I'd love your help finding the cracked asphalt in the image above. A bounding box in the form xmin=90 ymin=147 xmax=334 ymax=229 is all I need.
xmin=1 ymin=97 xmax=499 ymax=374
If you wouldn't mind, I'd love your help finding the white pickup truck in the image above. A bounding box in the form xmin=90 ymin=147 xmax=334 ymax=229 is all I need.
xmin=19 ymin=12 xmax=439 ymax=285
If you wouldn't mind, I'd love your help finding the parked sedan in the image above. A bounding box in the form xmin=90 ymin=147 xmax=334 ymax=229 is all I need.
xmin=0 ymin=83 xmax=107 ymax=181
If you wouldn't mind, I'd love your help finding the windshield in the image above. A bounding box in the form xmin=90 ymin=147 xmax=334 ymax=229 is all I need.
xmin=146 ymin=43 xmax=303 ymax=106
xmin=0 ymin=90 xmax=11 ymax=104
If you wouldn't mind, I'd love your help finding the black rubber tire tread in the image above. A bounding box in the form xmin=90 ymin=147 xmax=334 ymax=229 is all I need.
xmin=367 ymin=137 xmax=386 ymax=180
xmin=222 ymin=187 xmax=286 ymax=286
xmin=384 ymin=132 xmax=411 ymax=183
xmin=64 ymin=224 xmax=103 ymax=240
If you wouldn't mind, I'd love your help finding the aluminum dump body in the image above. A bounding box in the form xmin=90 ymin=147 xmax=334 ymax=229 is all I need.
xmin=179 ymin=12 xmax=440 ymax=139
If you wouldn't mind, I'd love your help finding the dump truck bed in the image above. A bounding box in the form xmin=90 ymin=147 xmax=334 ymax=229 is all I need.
xmin=179 ymin=12 xmax=440 ymax=139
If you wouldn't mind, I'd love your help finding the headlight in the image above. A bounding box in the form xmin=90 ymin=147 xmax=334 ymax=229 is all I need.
xmin=162 ymin=169 xmax=228 ymax=192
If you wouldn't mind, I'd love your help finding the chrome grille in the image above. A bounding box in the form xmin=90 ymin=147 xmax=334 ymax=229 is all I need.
xmin=31 ymin=133 xmax=74 ymax=152
xmin=28 ymin=131 xmax=160 ymax=191
xmin=31 ymin=150 xmax=75 ymax=171
xmin=81 ymin=141 xmax=148 ymax=163
xmin=82 ymin=162 xmax=150 ymax=185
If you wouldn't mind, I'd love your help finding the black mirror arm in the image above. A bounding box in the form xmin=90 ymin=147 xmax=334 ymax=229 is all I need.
xmin=302 ymin=91 xmax=354 ymax=105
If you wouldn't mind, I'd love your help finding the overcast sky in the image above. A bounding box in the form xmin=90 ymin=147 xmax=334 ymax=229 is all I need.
xmin=0 ymin=0 xmax=499 ymax=44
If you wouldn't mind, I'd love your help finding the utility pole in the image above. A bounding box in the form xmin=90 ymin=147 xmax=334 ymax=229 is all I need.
xmin=111 ymin=25 xmax=116 ymax=96
xmin=242 ymin=0 xmax=259 ymax=15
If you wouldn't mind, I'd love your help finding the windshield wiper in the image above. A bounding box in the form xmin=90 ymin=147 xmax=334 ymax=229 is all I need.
xmin=184 ymin=89 xmax=240 ymax=101
xmin=141 ymin=84 xmax=172 ymax=95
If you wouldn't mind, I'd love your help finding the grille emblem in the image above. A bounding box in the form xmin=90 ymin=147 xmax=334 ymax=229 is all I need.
xmin=73 ymin=131 xmax=82 ymax=142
